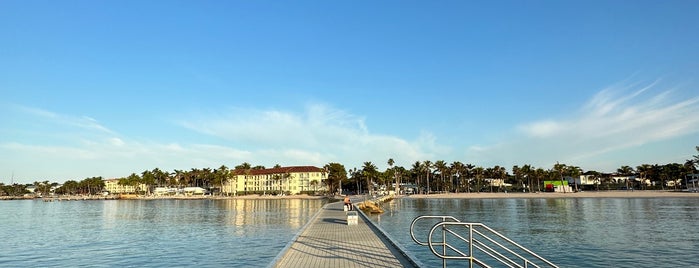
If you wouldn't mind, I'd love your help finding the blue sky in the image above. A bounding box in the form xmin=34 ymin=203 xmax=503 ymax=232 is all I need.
xmin=2 ymin=1 xmax=699 ymax=184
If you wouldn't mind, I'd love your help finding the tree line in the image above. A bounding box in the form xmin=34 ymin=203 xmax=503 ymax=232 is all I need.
xmin=324 ymin=146 xmax=699 ymax=195
xmin=2 ymin=147 xmax=698 ymax=197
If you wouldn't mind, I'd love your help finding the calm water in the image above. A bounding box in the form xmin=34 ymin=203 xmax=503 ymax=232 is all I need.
xmin=367 ymin=197 xmax=699 ymax=268
xmin=0 ymin=199 xmax=326 ymax=267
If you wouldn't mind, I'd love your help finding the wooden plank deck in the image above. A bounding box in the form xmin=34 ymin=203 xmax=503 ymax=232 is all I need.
xmin=271 ymin=200 xmax=419 ymax=268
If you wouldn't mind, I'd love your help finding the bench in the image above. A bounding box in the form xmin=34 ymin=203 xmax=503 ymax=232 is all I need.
xmin=346 ymin=211 xmax=358 ymax=225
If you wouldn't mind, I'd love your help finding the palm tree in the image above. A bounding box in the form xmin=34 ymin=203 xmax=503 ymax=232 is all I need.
xmin=57 ymin=180 xmax=78 ymax=195
xmin=235 ymin=162 xmax=252 ymax=170
xmin=394 ymin=166 xmax=406 ymax=194
xmin=492 ymin=165 xmax=506 ymax=192
xmin=533 ymin=168 xmax=544 ymax=192
xmin=450 ymin=161 xmax=464 ymax=193
xmin=411 ymin=161 xmax=421 ymax=193
xmin=387 ymin=158 xmax=396 ymax=193
xmin=423 ymin=160 xmax=432 ymax=194
xmin=213 ymin=165 xmax=230 ymax=196
xmin=512 ymin=165 xmax=521 ymax=191
xmin=324 ymin=162 xmax=346 ymax=195
xmin=362 ymin=162 xmax=378 ymax=195
xmin=586 ymin=170 xmax=601 ymax=191
xmin=434 ymin=160 xmax=448 ymax=192
xmin=474 ymin=166 xmax=484 ymax=192
xmin=636 ymin=164 xmax=652 ymax=190
xmin=464 ymin=164 xmax=474 ymax=192
xmin=151 ymin=168 xmax=168 ymax=187
xmin=567 ymin=165 xmax=582 ymax=192
xmin=120 ymin=173 xmax=141 ymax=194
xmin=600 ymin=172 xmax=613 ymax=190
xmin=617 ymin=165 xmax=634 ymax=190
xmin=172 ymin=169 xmax=184 ymax=188
xmin=347 ymin=167 xmax=359 ymax=193
xmin=33 ymin=181 xmax=48 ymax=196
xmin=141 ymin=170 xmax=155 ymax=195
xmin=521 ymin=164 xmax=533 ymax=192
xmin=554 ymin=162 xmax=568 ymax=193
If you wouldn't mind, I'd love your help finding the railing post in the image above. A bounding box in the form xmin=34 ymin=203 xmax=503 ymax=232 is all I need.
xmin=412 ymin=216 xmax=557 ymax=268
xmin=442 ymin=216 xmax=447 ymax=268
xmin=469 ymin=224 xmax=473 ymax=268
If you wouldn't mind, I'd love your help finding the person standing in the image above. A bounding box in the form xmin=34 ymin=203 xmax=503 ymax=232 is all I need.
xmin=343 ymin=195 xmax=352 ymax=211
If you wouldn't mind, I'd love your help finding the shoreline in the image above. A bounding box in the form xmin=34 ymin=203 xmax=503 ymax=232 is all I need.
xmin=403 ymin=190 xmax=699 ymax=199
xmin=136 ymin=194 xmax=332 ymax=200
xmin=0 ymin=194 xmax=333 ymax=201
xmin=4 ymin=190 xmax=698 ymax=201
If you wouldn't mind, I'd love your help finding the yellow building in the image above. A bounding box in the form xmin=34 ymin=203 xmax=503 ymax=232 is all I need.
xmin=223 ymin=166 xmax=327 ymax=195
xmin=103 ymin=178 xmax=146 ymax=194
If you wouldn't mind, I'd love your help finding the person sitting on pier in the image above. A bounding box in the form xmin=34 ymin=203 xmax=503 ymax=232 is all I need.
xmin=343 ymin=195 xmax=353 ymax=211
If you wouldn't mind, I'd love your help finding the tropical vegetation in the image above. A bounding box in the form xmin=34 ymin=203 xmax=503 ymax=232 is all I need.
xmin=2 ymin=147 xmax=698 ymax=197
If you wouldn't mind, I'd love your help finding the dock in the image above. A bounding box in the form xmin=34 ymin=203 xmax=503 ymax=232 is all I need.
xmin=272 ymin=200 xmax=419 ymax=268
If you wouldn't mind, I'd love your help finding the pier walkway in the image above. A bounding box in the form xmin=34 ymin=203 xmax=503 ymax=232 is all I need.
xmin=272 ymin=200 xmax=418 ymax=268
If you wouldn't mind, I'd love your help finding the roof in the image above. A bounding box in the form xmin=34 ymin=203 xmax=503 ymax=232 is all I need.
xmin=232 ymin=166 xmax=325 ymax=176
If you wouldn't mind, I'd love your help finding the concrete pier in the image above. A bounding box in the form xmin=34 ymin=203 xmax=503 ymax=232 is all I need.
xmin=272 ymin=200 xmax=418 ymax=268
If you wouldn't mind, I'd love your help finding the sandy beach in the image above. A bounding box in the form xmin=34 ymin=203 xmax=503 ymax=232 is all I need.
xmin=134 ymin=194 xmax=330 ymax=200
xmin=404 ymin=190 xmax=699 ymax=199
xmin=5 ymin=191 xmax=697 ymax=201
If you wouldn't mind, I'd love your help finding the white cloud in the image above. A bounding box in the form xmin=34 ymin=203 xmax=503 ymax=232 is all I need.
xmin=14 ymin=105 xmax=115 ymax=134
xmin=467 ymin=81 xmax=699 ymax=171
xmin=177 ymin=103 xmax=440 ymax=169
xmin=109 ymin=138 xmax=125 ymax=146
xmin=4 ymin=81 xmax=697 ymax=183
xmin=2 ymin=103 xmax=443 ymax=182
xmin=518 ymin=120 xmax=565 ymax=138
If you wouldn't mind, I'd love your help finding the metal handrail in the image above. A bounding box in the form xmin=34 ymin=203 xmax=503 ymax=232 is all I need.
xmin=410 ymin=216 xmax=558 ymax=268
xmin=410 ymin=215 xmax=460 ymax=246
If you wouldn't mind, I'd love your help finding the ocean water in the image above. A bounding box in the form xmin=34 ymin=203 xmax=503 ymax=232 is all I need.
xmin=0 ymin=199 xmax=326 ymax=267
xmin=367 ymin=197 xmax=699 ymax=268
xmin=4 ymin=197 xmax=697 ymax=268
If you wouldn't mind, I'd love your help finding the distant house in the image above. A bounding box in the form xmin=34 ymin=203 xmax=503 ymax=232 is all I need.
xmin=611 ymin=175 xmax=636 ymax=185
xmin=223 ymin=166 xmax=327 ymax=195
xmin=396 ymin=183 xmax=418 ymax=195
xmin=543 ymin=180 xmax=572 ymax=193
xmin=574 ymin=175 xmax=600 ymax=186
xmin=154 ymin=187 xmax=178 ymax=196
xmin=183 ymin=187 xmax=207 ymax=195
xmin=484 ymin=178 xmax=512 ymax=188
xmin=26 ymin=186 xmax=37 ymax=193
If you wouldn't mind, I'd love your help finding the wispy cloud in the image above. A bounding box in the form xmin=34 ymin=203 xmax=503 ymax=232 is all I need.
xmin=468 ymin=81 xmax=699 ymax=171
xmin=2 ymin=103 xmax=443 ymax=182
xmin=9 ymin=81 xmax=693 ymax=182
xmin=14 ymin=105 xmax=115 ymax=134
xmin=178 ymin=103 xmax=441 ymax=168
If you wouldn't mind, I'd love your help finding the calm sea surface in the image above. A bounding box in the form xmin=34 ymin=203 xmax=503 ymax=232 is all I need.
xmin=0 ymin=199 xmax=326 ymax=267
xmin=3 ymin=197 xmax=698 ymax=268
xmin=367 ymin=197 xmax=699 ymax=268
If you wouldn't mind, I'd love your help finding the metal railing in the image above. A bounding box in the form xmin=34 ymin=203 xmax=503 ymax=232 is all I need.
xmin=410 ymin=216 xmax=558 ymax=268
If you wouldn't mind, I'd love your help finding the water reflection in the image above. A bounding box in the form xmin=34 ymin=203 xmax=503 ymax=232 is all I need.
xmin=368 ymin=197 xmax=699 ymax=268
xmin=1 ymin=198 xmax=327 ymax=267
